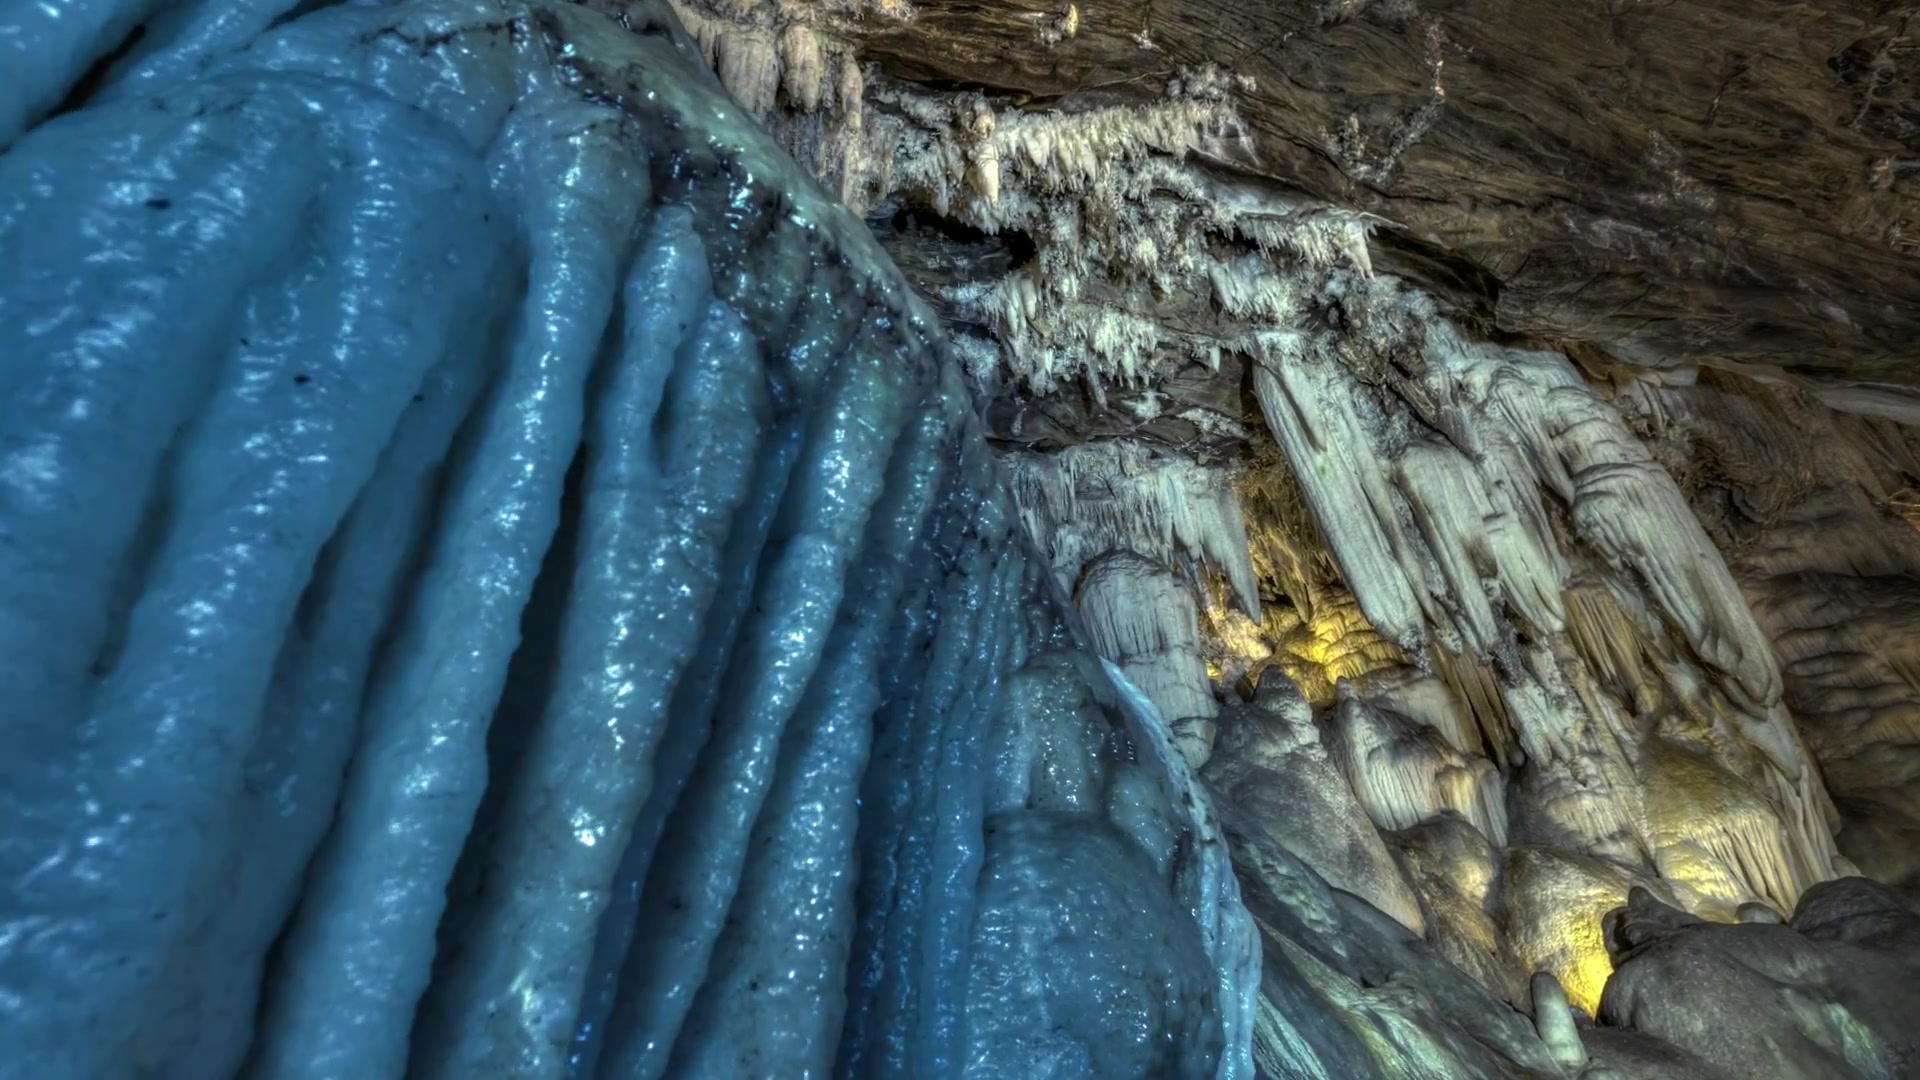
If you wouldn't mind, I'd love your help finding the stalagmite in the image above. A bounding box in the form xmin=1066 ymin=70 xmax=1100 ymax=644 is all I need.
xmin=1389 ymin=815 xmax=1528 ymax=1006
xmin=1530 ymin=971 xmax=1588 ymax=1068
xmin=1502 ymin=847 xmax=1655 ymax=1016
xmin=8 ymin=0 xmax=1915 ymax=1075
xmin=1101 ymin=659 xmax=1262 ymax=1080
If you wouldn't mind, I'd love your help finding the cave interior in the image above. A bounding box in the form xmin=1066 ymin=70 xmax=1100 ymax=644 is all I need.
xmin=1 ymin=0 xmax=1919 ymax=1076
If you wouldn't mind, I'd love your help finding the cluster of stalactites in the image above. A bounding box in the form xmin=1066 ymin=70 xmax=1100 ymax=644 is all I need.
xmin=657 ymin=0 xmax=1868 ymax=1032
xmin=1240 ymin=274 xmax=1847 ymax=928
xmin=917 ymin=156 xmax=1379 ymax=403
xmin=665 ymin=0 xmax=1380 ymax=403
xmin=1605 ymin=369 xmax=1920 ymax=894
xmin=1001 ymin=441 xmax=1267 ymax=765
xmin=1077 ymin=552 xmax=1220 ymax=767
xmin=662 ymin=0 xmax=909 ymax=119
xmin=1225 ymin=454 xmax=1407 ymax=704
xmin=1004 ymin=439 xmax=1262 ymax=620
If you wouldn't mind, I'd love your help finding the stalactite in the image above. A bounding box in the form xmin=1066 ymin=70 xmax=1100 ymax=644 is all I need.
xmin=1202 ymin=671 xmax=1427 ymax=934
xmin=1076 ymin=552 xmax=1220 ymax=767
xmin=1329 ymin=688 xmax=1509 ymax=848
xmin=1004 ymin=439 xmax=1261 ymax=619
xmin=1243 ymin=279 xmax=1847 ymax=925
xmin=1613 ymin=369 xmax=1920 ymax=895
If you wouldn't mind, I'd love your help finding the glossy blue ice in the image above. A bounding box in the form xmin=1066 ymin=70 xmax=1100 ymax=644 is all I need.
xmin=0 ymin=2 xmax=1258 ymax=1077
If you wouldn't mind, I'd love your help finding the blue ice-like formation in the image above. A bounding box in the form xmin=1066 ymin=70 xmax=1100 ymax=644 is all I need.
xmin=0 ymin=0 xmax=1258 ymax=1076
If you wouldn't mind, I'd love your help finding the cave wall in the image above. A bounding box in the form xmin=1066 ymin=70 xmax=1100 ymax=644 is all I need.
xmin=1614 ymin=367 xmax=1920 ymax=893
xmin=4 ymin=0 xmax=1920 ymax=1076
xmin=0 ymin=1 xmax=1260 ymax=1074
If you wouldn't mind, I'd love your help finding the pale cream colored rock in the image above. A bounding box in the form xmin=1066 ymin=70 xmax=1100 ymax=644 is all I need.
xmin=1077 ymin=552 xmax=1218 ymax=768
xmin=1202 ymin=672 xmax=1427 ymax=935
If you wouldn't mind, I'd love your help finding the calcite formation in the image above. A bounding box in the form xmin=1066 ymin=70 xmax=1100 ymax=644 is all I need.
xmin=655 ymin=1 xmax=1920 ymax=1075
xmin=3 ymin=0 xmax=1917 ymax=1076
xmin=0 ymin=1 xmax=1256 ymax=1075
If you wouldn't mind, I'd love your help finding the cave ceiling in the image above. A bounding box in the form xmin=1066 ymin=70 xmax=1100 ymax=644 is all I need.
xmin=851 ymin=0 xmax=1920 ymax=409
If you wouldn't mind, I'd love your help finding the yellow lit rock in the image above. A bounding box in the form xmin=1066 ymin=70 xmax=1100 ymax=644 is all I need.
xmin=1502 ymin=847 xmax=1642 ymax=1016
xmin=1643 ymin=737 xmax=1812 ymax=915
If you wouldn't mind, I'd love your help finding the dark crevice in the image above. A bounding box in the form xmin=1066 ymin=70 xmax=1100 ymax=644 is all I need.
xmin=91 ymin=425 xmax=183 ymax=679
xmin=248 ymin=376 xmax=482 ymax=1067
xmin=871 ymin=205 xmax=1038 ymax=276
xmin=50 ymin=23 xmax=146 ymax=119
xmin=422 ymin=438 xmax=590 ymax=1011
xmin=270 ymin=0 xmax=355 ymax=29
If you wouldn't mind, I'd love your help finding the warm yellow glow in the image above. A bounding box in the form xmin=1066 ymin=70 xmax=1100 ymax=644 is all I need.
xmin=1890 ymin=487 xmax=1920 ymax=533
xmin=1559 ymin=922 xmax=1618 ymax=1017
xmin=1644 ymin=737 xmax=1809 ymax=915
xmin=1251 ymin=597 xmax=1405 ymax=705
xmin=1506 ymin=849 xmax=1634 ymax=1017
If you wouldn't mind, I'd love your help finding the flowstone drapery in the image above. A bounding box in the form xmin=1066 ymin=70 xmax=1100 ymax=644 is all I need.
xmin=0 ymin=1 xmax=1258 ymax=1075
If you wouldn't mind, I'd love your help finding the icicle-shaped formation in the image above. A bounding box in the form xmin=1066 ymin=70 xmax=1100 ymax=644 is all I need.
xmin=0 ymin=2 xmax=1258 ymax=1077
xmin=1077 ymin=552 xmax=1220 ymax=767
xmin=1201 ymin=671 xmax=1428 ymax=935
xmin=1229 ymin=448 xmax=1407 ymax=701
xmin=669 ymin=14 xmax=1383 ymax=405
xmin=1004 ymin=439 xmax=1261 ymax=619
xmin=664 ymin=0 xmax=904 ymax=123
xmin=1242 ymin=272 xmax=1847 ymax=965
xmin=1329 ymin=688 xmax=1509 ymax=847
xmin=1642 ymin=738 xmax=1807 ymax=914
xmin=1612 ymin=369 xmax=1920 ymax=893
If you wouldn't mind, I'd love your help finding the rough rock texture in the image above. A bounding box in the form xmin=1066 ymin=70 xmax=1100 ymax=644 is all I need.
xmin=1613 ymin=368 xmax=1920 ymax=894
xmin=8 ymin=0 xmax=1920 ymax=1076
xmin=849 ymin=0 xmax=1920 ymax=392
xmin=1600 ymin=882 xmax=1920 ymax=1078
xmin=653 ymin=2 xmax=1920 ymax=1075
xmin=1201 ymin=670 xmax=1427 ymax=937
